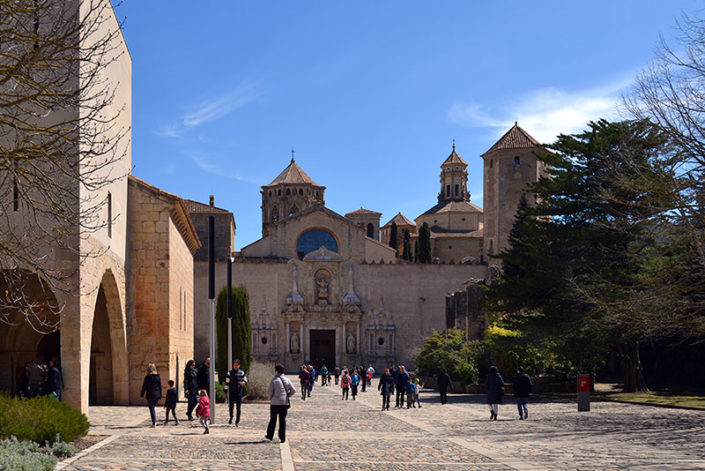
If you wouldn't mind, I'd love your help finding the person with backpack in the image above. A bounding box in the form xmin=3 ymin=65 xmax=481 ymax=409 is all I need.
xmin=320 ymin=364 xmax=329 ymax=386
xmin=340 ymin=370 xmax=351 ymax=400
xmin=513 ymin=366 xmax=533 ymax=420
xmin=226 ymin=359 xmax=248 ymax=426
xmin=334 ymin=366 xmax=340 ymax=385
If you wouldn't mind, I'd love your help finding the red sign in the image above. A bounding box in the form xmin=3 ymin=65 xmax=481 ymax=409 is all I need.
xmin=577 ymin=374 xmax=590 ymax=393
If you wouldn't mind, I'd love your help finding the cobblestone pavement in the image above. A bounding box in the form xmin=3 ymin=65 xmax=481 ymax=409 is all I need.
xmin=57 ymin=381 xmax=705 ymax=470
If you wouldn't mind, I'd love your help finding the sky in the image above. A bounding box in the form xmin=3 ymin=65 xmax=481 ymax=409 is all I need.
xmin=115 ymin=1 xmax=704 ymax=250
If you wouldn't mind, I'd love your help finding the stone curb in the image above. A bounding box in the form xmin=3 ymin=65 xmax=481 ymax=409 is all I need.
xmin=55 ymin=434 xmax=120 ymax=470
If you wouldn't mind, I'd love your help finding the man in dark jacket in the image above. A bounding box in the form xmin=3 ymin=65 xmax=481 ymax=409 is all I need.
xmin=513 ymin=366 xmax=533 ymax=420
xmin=197 ymin=357 xmax=210 ymax=391
xmin=437 ymin=368 xmax=453 ymax=405
xmin=25 ymin=354 xmax=48 ymax=398
xmin=395 ymin=365 xmax=409 ymax=408
xmin=184 ymin=360 xmax=199 ymax=420
xmin=226 ymin=359 xmax=248 ymax=426
xmin=140 ymin=363 xmax=162 ymax=427
xmin=47 ymin=358 xmax=63 ymax=401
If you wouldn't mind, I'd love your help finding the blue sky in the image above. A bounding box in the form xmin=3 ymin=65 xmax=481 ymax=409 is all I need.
xmin=116 ymin=1 xmax=703 ymax=250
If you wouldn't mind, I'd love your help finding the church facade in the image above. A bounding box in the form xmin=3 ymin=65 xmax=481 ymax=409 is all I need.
xmin=204 ymin=126 xmax=546 ymax=370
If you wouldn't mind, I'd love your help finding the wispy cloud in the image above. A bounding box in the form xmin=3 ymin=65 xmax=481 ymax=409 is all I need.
xmin=153 ymin=79 xmax=262 ymax=138
xmin=190 ymin=154 xmax=265 ymax=185
xmin=449 ymin=78 xmax=633 ymax=143
xmin=183 ymin=80 xmax=262 ymax=128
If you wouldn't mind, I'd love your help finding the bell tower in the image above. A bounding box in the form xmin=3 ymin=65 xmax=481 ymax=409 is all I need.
xmin=438 ymin=141 xmax=469 ymax=203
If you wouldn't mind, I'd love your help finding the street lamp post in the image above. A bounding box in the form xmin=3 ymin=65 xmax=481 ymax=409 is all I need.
xmin=208 ymin=215 xmax=216 ymax=423
xmin=227 ymin=255 xmax=233 ymax=371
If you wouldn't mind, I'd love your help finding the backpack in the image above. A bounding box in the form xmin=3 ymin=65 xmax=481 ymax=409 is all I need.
xmin=341 ymin=375 xmax=350 ymax=386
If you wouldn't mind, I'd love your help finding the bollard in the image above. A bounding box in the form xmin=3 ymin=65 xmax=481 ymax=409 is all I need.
xmin=577 ymin=374 xmax=590 ymax=411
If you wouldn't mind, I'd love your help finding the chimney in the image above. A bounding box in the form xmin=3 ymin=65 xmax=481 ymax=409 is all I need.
xmin=209 ymin=195 xmax=214 ymax=207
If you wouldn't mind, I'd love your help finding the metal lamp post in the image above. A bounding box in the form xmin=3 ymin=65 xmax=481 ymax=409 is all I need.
xmin=208 ymin=215 xmax=216 ymax=423
xmin=227 ymin=255 xmax=233 ymax=371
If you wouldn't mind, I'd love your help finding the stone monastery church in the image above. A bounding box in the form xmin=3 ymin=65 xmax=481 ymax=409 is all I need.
xmin=192 ymin=126 xmax=547 ymax=373
xmin=0 ymin=0 xmax=547 ymax=412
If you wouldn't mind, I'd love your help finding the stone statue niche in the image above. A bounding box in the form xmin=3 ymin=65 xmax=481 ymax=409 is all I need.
xmin=314 ymin=269 xmax=331 ymax=306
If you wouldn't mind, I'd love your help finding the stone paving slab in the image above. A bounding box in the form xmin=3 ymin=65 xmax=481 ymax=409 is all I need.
xmin=67 ymin=380 xmax=705 ymax=470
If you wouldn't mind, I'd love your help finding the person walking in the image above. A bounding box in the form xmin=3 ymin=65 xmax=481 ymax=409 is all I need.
xmin=413 ymin=378 xmax=424 ymax=408
xmin=320 ymin=364 xmax=329 ymax=386
xmin=513 ymin=366 xmax=533 ymax=420
xmin=226 ymin=359 xmax=248 ymax=426
xmin=405 ymin=377 xmax=415 ymax=408
xmin=367 ymin=364 xmax=375 ymax=387
xmin=395 ymin=365 xmax=409 ymax=408
xmin=340 ymin=370 xmax=351 ymax=400
xmin=298 ymin=365 xmax=311 ymax=400
xmin=197 ymin=389 xmax=211 ymax=434
xmin=25 ymin=354 xmax=48 ymax=398
xmin=47 ymin=357 xmax=63 ymax=401
xmin=486 ymin=365 xmax=505 ymax=420
xmin=378 ymin=368 xmax=394 ymax=410
xmin=360 ymin=366 xmax=367 ymax=392
xmin=334 ymin=366 xmax=340 ymax=385
xmin=265 ymin=364 xmax=296 ymax=443
xmin=140 ymin=363 xmax=162 ymax=427
xmin=184 ymin=360 xmax=199 ymax=421
xmin=164 ymin=380 xmax=178 ymax=425
xmin=350 ymin=369 xmax=360 ymax=400
xmin=437 ymin=368 xmax=452 ymax=405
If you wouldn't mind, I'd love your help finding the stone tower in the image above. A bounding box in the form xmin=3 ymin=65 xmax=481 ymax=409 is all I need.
xmin=438 ymin=142 xmax=470 ymax=203
xmin=344 ymin=208 xmax=382 ymax=241
xmin=261 ymin=156 xmax=326 ymax=236
xmin=481 ymin=122 xmax=545 ymax=259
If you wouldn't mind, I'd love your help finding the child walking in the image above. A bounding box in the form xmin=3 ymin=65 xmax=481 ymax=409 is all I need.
xmin=197 ymin=389 xmax=210 ymax=434
xmin=164 ymin=380 xmax=178 ymax=425
xmin=413 ymin=378 xmax=424 ymax=408
xmin=405 ymin=377 xmax=415 ymax=408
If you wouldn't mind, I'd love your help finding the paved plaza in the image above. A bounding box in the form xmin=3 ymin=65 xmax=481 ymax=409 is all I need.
xmin=58 ymin=383 xmax=705 ymax=470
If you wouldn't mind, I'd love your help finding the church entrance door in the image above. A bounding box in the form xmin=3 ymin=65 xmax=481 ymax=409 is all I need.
xmin=309 ymin=329 xmax=335 ymax=368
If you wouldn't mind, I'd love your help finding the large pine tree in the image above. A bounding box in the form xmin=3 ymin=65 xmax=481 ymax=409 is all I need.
xmin=389 ymin=222 xmax=399 ymax=255
xmin=418 ymin=222 xmax=432 ymax=264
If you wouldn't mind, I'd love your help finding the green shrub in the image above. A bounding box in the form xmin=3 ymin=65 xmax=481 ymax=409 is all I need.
xmin=215 ymin=382 xmax=226 ymax=403
xmin=0 ymin=395 xmax=89 ymax=444
xmin=414 ymin=329 xmax=486 ymax=381
xmin=483 ymin=325 xmax=559 ymax=378
xmin=50 ymin=437 xmax=76 ymax=458
xmin=456 ymin=362 xmax=479 ymax=386
xmin=0 ymin=436 xmax=57 ymax=471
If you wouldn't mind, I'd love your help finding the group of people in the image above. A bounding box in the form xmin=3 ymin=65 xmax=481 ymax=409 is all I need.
xmin=140 ymin=357 xmax=248 ymax=433
xmin=18 ymin=353 xmax=63 ymax=400
xmin=140 ymin=360 xmax=534 ymax=439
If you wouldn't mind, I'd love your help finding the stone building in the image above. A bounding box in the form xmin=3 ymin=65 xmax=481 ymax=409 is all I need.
xmin=380 ymin=213 xmax=415 ymax=253
xmin=0 ymin=1 xmax=200 ymax=412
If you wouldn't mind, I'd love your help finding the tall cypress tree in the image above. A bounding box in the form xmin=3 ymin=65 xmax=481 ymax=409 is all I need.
xmin=418 ymin=222 xmax=432 ymax=263
xmin=402 ymin=230 xmax=412 ymax=261
xmin=216 ymin=285 xmax=252 ymax=382
xmin=389 ymin=221 xmax=399 ymax=255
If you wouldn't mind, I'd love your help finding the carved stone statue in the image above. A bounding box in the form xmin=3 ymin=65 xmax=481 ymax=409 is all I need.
xmin=316 ymin=277 xmax=329 ymax=305
xmin=290 ymin=332 xmax=300 ymax=353
xmin=346 ymin=333 xmax=356 ymax=354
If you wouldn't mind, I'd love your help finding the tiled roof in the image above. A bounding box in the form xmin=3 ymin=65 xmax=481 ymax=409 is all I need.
xmin=382 ymin=212 xmax=415 ymax=228
xmin=264 ymin=159 xmax=321 ymax=187
xmin=345 ymin=208 xmax=382 ymax=217
xmin=442 ymin=144 xmax=467 ymax=166
xmin=418 ymin=200 xmax=483 ymax=217
xmin=483 ymin=122 xmax=540 ymax=155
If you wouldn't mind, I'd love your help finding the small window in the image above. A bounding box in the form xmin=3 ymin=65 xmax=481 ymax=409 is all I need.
xmin=268 ymin=191 xmax=272 ymax=196
xmin=278 ymin=189 xmax=281 ymax=196
xmin=490 ymin=160 xmax=493 ymax=168
xmin=454 ymin=184 xmax=459 ymax=196
xmin=461 ymin=218 xmax=466 ymax=221
xmin=377 ymin=337 xmax=385 ymax=346
xmin=366 ymin=223 xmax=374 ymax=238
xmin=286 ymin=188 xmax=290 ymax=195
xmin=299 ymin=189 xmax=303 ymax=195
xmin=514 ymin=156 xmax=520 ymax=166
xmin=272 ymin=206 xmax=279 ymax=222
xmin=107 ymin=192 xmax=112 ymax=238
xmin=446 ymin=185 xmax=450 ymax=197
xmin=448 ymin=245 xmax=452 ymax=249
xmin=261 ymin=337 xmax=268 ymax=345
xmin=490 ymin=240 xmax=493 ymax=251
